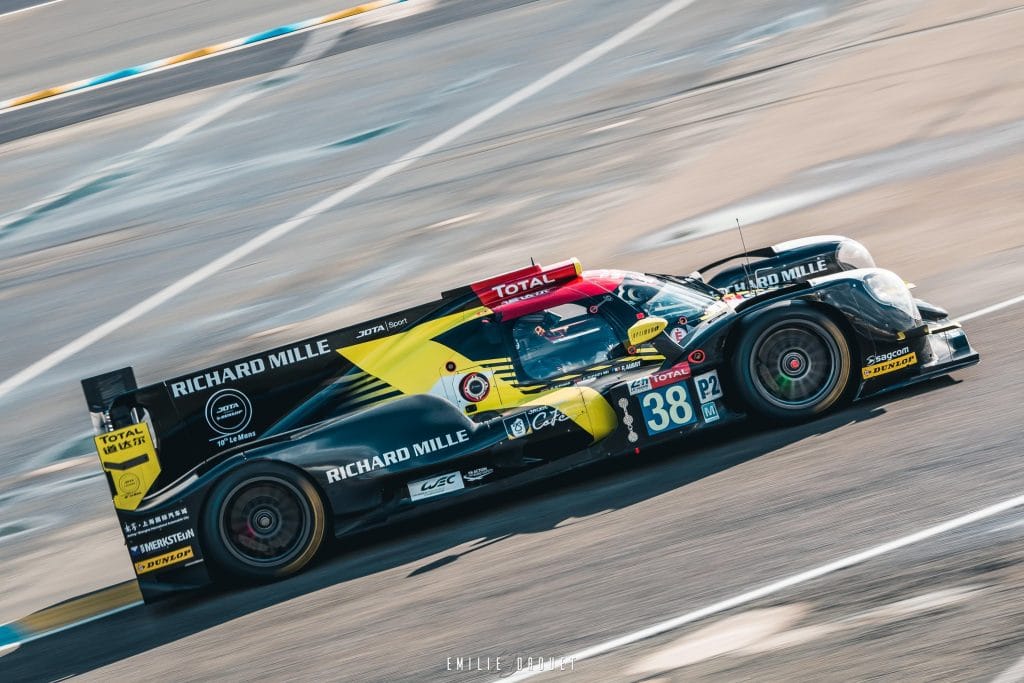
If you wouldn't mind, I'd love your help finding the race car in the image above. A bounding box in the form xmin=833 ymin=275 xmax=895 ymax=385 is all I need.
xmin=82 ymin=235 xmax=978 ymax=600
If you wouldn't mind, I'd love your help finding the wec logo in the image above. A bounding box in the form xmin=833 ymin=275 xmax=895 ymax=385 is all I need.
xmin=419 ymin=474 xmax=458 ymax=491
xmin=409 ymin=471 xmax=465 ymax=501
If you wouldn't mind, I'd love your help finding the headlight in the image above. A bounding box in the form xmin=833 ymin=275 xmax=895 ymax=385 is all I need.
xmin=863 ymin=269 xmax=918 ymax=319
xmin=836 ymin=239 xmax=876 ymax=270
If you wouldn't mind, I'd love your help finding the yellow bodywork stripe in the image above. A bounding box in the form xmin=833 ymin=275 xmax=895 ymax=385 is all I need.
xmin=339 ymin=306 xmax=618 ymax=441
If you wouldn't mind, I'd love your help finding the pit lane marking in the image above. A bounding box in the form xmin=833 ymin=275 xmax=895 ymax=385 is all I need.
xmin=0 ymin=0 xmax=701 ymax=401
xmin=497 ymin=491 xmax=1024 ymax=681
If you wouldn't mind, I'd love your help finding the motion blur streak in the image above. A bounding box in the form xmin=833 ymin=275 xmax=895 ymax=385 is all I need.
xmin=498 ymin=490 xmax=1024 ymax=682
xmin=0 ymin=0 xmax=404 ymax=110
xmin=0 ymin=0 xmax=697 ymax=402
xmin=992 ymin=652 xmax=1024 ymax=683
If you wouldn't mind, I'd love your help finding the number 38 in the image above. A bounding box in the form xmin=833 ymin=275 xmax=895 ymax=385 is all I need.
xmin=640 ymin=385 xmax=695 ymax=433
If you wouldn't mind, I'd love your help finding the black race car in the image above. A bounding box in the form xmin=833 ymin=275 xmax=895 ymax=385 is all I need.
xmin=82 ymin=235 xmax=978 ymax=599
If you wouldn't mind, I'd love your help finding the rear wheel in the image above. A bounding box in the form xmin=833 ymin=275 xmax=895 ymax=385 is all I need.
xmin=732 ymin=304 xmax=852 ymax=421
xmin=202 ymin=463 xmax=326 ymax=582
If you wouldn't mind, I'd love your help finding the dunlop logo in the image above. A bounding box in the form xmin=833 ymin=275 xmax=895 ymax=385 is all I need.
xmin=134 ymin=545 xmax=194 ymax=575
xmin=862 ymin=352 xmax=918 ymax=380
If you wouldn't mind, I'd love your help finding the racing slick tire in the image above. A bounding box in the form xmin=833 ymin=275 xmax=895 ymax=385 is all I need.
xmin=202 ymin=463 xmax=326 ymax=582
xmin=732 ymin=303 xmax=852 ymax=421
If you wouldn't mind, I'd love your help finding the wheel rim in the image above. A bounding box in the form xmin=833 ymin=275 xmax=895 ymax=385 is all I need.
xmin=219 ymin=476 xmax=312 ymax=568
xmin=748 ymin=320 xmax=842 ymax=410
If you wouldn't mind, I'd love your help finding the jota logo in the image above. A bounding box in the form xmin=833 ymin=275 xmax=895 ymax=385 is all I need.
xmin=356 ymin=318 xmax=407 ymax=340
xmin=205 ymin=388 xmax=252 ymax=435
xmin=357 ymin=323 xmax=386 ymax=339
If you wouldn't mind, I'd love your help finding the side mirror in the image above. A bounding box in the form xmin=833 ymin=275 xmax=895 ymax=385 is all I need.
xmin=627 ymin=317 xmax=667 ymax=347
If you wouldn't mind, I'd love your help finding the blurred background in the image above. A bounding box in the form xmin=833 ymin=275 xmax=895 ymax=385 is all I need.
xmin=1 ymin=0 xmax=1022 ymax=680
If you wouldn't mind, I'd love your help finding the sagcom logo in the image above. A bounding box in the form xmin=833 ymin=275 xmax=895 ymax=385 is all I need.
xmin=134 ymin=546 xmax=194 ymax=575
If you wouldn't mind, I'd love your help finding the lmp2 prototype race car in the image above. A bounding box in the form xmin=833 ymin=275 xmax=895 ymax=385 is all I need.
xmin=83 ymin=235 xmax=977 ymax=600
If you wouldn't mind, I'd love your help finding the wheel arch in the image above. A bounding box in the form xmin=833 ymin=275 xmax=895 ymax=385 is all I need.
xmin=198 ymin=457 xmax=331 ymax=581
xmin=721 ymin=298 xmax=860 ymax=414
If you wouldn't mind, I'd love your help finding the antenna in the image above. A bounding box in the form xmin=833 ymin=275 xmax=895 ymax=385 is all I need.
xmin=530 ymin=256 xmax=536 ymax=266
xmin=736 ymin=218 xmax=754 ymax=289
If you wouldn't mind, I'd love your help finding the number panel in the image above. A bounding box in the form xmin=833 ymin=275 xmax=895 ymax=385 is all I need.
xmin=638 ymin=383 xmax=698 ymax=435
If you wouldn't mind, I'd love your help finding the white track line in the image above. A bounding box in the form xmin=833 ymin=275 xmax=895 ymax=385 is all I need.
xmin=587 ymin=117 xmax=641 ymax=134
xmin=0 ymin=0 xmax=62 ymax=21
xmin=957 ymin=293 xmax=1024 ymax=322
xmin=992 ymin=651 xmax=1024 ymax=683
xmin=0 ymin=0 xmax=697 ymax=401
xmin=498 ymin=491 xmax=1024 ymax=681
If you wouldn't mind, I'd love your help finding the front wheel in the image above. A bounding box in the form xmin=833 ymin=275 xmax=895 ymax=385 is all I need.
xmin=202 ymin=463 xmax=326 ymax=582
xmin=731 ymin=304 xmax=852 ymax=421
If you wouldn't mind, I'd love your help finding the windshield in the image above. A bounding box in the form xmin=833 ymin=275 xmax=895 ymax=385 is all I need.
xmin=618 ymin=276 xmax=718 ymax=321
xmin=511 ymin=303 xmax=622 ymax=380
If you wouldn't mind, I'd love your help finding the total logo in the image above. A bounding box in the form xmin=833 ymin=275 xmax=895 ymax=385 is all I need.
xmin=491 ymin=274 xmax=555 ymax=299
xmin=649 ymin=362 xmax=692 ymax=389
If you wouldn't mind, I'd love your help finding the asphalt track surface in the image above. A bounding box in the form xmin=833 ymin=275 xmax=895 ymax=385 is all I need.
xmin=2 ymin=0 xmax=1024 ymax=680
